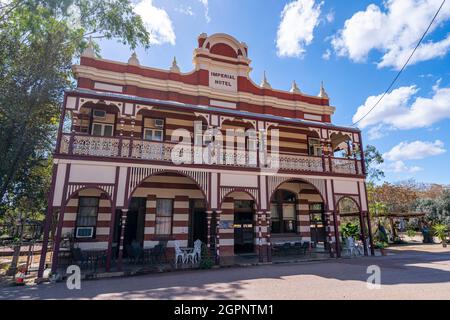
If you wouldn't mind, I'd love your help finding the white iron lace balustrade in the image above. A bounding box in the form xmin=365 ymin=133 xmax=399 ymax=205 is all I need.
xmin=120 ymin=139 xmax=131 ymax=158
xmin=279 ymin=154 xmax=323 ymax=172
xmin=59 ymin=134 xmax=70 ymax=154
xmin=72 ymin=135 xmax=119 ymax=157
xmin=58 ymin=134 xmax=363 ymax=175
xmin=331 ymin=158 xmax=357 ymax=174
xmin=132 ymin=140 xmax=173 ymax=161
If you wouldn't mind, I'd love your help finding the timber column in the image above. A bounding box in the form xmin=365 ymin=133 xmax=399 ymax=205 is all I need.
xmin=257 ymin=211 xmax=263 ymax=262
xmin=215 ymin=210 xmax=222 ymax=264
xmin=265 ymin=211 xmax=272 ymax=262
xmin=206 ymin=210 xmax=213 ymax=249
xmin=325 ymin=211 xmax=335 ymax=257
xmin=117 ymin=209 xmax=128 ymax=270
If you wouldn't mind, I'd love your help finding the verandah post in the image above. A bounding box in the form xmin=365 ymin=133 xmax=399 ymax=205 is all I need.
xmin=265 ymin=211 xmax=272 ymax=262
xmin=215 ymin=210 xmax=221 ymax=265
xmin=206 ymin=210 xmax=213 ymax=250
xmin=117 ymin=209 xmax=129 ymax=271
xmin=359 ymin=211 xmax=368 ymax=256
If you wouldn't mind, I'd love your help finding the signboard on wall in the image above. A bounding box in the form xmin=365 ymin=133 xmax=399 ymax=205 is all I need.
xmin=209 ymin=68 xmax=237 ymax=92
xmin=219 ymin=220 xmax=234 ymax=229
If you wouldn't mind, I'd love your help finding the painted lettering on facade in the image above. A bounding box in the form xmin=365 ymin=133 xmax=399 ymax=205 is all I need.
xmin=209 ymin=69 xmax=237 ymax=92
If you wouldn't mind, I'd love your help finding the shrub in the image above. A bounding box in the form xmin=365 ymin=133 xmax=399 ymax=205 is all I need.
xmin=406 ymin=229 xmax=416 ymax=238
xmin=340 ymin=222 xmax=360 ymax=240
xmin=433 ymin=224 xmax=448 ymax=247
xmin=199 ymin=244 xmax=214 ymax=269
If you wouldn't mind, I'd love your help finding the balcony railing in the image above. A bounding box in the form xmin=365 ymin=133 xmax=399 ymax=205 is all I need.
xmin=59 ymin=134 xmax=364 ymax=176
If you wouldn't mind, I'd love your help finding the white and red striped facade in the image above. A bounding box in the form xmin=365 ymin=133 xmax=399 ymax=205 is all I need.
xmin=39 ymin=33 xmax=373 ymax=276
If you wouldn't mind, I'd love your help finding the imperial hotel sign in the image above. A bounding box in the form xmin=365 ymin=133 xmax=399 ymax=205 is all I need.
xmin=209 ymin=69 xmax=238 ymax=92
xmin=38 ymin=32 xmax=373 ymax=278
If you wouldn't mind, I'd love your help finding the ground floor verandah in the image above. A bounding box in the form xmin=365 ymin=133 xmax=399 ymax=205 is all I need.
xmin=38 ymin=168 xmax=374 ymax=278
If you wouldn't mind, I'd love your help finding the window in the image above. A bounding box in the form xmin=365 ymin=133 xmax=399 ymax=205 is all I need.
xmin=270 ymin=190 xmax=297 ymax=234
xmin=144 ymin=128 xmax=163 ymax=141
xmin=156 ymin=199 xmax=173 ymax=235
xmin=308 ymin=138 xmax=323 ymax=156
xmin=143 ymin=118 xmax=164 ymax=141
xmin=76 ymin=197 xmax=99 ymax=238
xmin=93 ymin=109 xmax=107 ymax=120
xmin=92 ymin=123 xmax=114 ymax=137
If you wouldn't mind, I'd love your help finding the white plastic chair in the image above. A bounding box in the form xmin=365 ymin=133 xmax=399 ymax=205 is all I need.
xmin=174 ymin=240 xmax=187 ymax=266
xmin=187 ymin=239 xmax=202 ymax=264
xmin=345 ymin=237 xmax=357 ymax=257
xmin=355 ymin=240 xmax=364 ymax=255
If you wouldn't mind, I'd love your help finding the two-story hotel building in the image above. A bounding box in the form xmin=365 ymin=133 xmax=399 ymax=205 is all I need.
xmin=38 ymin=33 xmax=374 ymax=277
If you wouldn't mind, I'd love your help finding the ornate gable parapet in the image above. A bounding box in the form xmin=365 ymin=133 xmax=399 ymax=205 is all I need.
xmin=74 ymin=32 xmax=334 ymax=121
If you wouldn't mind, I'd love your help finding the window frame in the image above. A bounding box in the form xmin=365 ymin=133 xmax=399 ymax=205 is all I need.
xmin=91 ymin=122 xmax=114 ymax=137
xmin=155 ymin=198 xmax=174 ymax=236
xmin=143 ymin=128 xmax=164 ymax=142
xmin=270 ymin=190 xmax=298 ymax=234
xmin=142 ymin=117 xmax=165 ymax=142
xmin=308 ymin=138 xmax=323 ymax=157
xmin=75 ymin=196 xmax=100 ymax=239
xmin=92 ymin=109 xmax=107 ymax=120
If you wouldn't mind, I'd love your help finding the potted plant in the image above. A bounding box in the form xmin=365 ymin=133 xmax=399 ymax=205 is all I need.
xmin=406 ymin=229 xmax=416 ymax=240
xmin=432 ymin=224 xmax=448 ymax=248
xmin=375 ymin=241 xmax=388 ymax=256
xmin=340 ymin=222 xmax=360 ymax=241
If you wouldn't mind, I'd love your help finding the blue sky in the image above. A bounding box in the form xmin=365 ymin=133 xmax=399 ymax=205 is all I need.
xmin=96 ymin=0 xmax=450 ymax=185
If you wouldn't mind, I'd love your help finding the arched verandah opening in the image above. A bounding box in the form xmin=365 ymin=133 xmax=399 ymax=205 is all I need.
xmin=115 ymin=171 xmax=209 ymax=267
xmin=50 ymin=186 xmax=114 ymax=273
xmin=218 ymin=190 xmax=259 ymax=264
xmin=268 ymin=178 xmax=334 ymax=258
xmin=337 ymin=196 xmax=369 ymax=256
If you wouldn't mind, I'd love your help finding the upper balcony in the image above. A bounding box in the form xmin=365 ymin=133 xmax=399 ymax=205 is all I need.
xmin=57 ymin=89 xmax=365 ymax=177
xmin=57 ymin=133 xmax=364 ymax=176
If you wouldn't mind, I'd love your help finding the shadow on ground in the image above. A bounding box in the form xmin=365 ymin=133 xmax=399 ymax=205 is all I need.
xmin=0 ymin=245 xmax=449 ymax=300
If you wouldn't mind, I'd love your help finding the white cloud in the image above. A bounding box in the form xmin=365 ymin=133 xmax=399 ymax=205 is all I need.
xmin=367 ymin=123 xmax=390 ymax=140
xmin=383 ymin=140 xmax=446 ymax=161
xmin=175 ymin=5 xmax=194 ymax=16
xmin=353 ymin=83 xmax=450 ymax=130
xmin=198 ymin=0 xmax=210 ymax=23
xmin=322 ymin=49 xmax=331 ymax=60
xmin=134 ymin=0 xmax=176 ymax=45
xmin=384 ymin=160 xmax=423 ymax=173
xmin=276 ymin=0 xmax=323 ymax=58
xmin=325 ymin=10 xmax=335 ymax=23
xmin=380 ymin=139 xmax=446 ymax=174
xmin=332 ymin=0 xmax=450 ymax=70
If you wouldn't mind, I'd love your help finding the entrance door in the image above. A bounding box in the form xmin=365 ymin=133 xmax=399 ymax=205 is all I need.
xmin=234 ymin=200 xmax=254 ymax=254
xmin=189 ymin=199 xmax=207 ymax=246
xmin=310 ymin=203 xmax=327 ymax=249
xmin=123 ymin=197 xmax=146 ymax=257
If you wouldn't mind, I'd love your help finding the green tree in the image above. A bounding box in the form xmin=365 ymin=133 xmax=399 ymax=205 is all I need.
xmin=364 ymin=145 xmax=384 ymax=182
xmin=0 ymin=0 xmax=151 ymax=274
xmin=416 ymin=190 xmax=450 ymax=225
xmin=0 ymin=0 xmax=150 ymax=210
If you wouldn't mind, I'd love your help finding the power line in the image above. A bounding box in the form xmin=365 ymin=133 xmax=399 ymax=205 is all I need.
xmin=351 ymin=0 xmax=447 ymax=127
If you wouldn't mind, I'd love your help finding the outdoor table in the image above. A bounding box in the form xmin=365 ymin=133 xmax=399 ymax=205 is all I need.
xmin=181 ymin=247 xmax=194 ymax=263
xmin=181 ymin=247 xmax=194 ymax=254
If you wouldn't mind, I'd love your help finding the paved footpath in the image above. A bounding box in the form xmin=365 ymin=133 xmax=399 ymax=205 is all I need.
xmin=1 ymin=244 xmax=449 ymax=300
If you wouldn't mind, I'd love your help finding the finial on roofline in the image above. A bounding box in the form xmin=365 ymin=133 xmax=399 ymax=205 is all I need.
xmin=128 ymin=52 xmax=140 ymax=66
xmin=260 ymin=71 xmax=271 ymax=89
xmin=290 ymin=80 xmax=301 ymax=93
xmin=318 ymin=81 xmax=329 ymax=99
xmin=81 ymin=36 xmax=95 ymax=58
xmin=170 ymin=56 xmax=180 ymax=73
